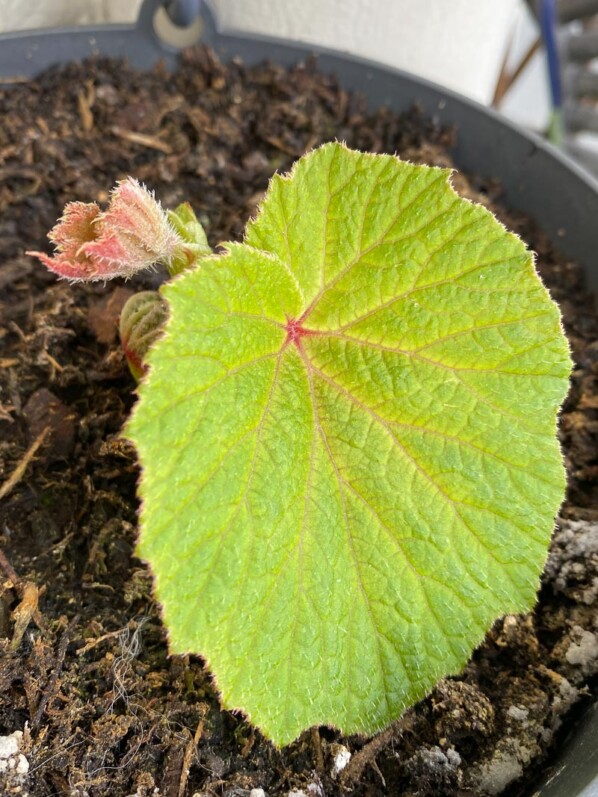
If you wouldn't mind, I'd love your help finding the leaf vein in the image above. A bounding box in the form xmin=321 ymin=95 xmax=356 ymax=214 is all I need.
xmin=302 ymin=170 xmax=447 ymax=319
xmin=307 ymin=359 xmax=528 ymax=594
xmin=301 ymin=343 xmax=395 ymax=712
xmin=335 ymin=252 xmax=530 ymax=334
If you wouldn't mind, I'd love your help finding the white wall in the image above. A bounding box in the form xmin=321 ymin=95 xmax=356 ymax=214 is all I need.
xmin=0 ymin=0 xmax=520 ymax=106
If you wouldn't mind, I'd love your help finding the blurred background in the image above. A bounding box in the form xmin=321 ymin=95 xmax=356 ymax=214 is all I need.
xmin=2 ymin=0 xmax=598 ymax=171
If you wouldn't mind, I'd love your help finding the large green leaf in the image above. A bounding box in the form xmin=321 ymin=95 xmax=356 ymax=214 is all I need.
xmin=127 ymin=143 xmax=571 ymax=746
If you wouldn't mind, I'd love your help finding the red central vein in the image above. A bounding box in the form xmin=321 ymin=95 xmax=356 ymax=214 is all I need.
xmin=283 ymin=317 xmax=321 ymax=349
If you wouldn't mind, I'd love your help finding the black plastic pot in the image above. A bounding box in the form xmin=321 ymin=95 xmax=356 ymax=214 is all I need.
xmin=0 ymin=2 xmax=596 ymax=795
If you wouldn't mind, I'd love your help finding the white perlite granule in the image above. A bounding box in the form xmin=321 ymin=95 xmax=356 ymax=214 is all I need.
xmin=506 ymin=705 xmax=529 ymax=723
xmin=565 ymin=627 xmax=598 ymax=674
xmin=331 ymin=743 xmax=352 ymax=777
xmin=0 ymin=730 xmax=29 ymax=792
xmin=0 ymin=732 xmax=21 ymax=761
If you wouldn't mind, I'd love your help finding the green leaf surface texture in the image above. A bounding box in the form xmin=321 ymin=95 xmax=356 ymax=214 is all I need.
xmin=127 ymin=143 xmax=571 ymax=746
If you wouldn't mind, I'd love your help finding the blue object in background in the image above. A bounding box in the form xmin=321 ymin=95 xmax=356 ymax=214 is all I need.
xmin=539 ymin=0 xmax=564 ymax=143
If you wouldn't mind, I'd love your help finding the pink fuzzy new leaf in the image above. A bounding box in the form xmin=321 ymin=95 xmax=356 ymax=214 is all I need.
xmin=28 ymin=179 xmax=181 ymax=281
xmin=95 ymin=179 xmax=182 ymax=270
xmin=29 ymin=202 xmax=102 ymax=281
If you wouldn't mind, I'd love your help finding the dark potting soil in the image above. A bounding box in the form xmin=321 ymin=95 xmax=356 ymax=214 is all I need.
xmin=0 ymin=48 xmax=597 ymax=797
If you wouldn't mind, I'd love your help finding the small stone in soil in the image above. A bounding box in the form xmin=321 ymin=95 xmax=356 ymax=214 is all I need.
xmin=23 ymin=387 xmax=75 ymax=461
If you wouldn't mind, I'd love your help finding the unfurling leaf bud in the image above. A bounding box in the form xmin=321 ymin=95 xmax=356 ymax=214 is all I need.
xmin=27 ymin=202 xmax=103 ymax=281
xmin=166 ymin=202 xmax=211 ymax=276
xmin=119 ymin=290 xmax=168 ymax=381
xmin=28 ymin=179 xmax=183 ymax=282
